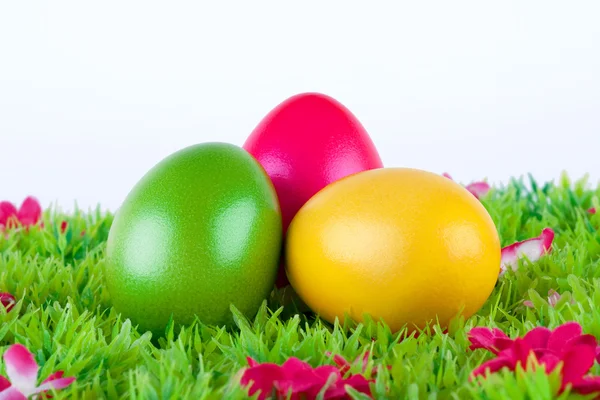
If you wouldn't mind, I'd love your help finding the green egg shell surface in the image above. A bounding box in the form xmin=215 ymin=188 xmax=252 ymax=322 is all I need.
xmin=104 ymin=142 xmax=282 ymax=335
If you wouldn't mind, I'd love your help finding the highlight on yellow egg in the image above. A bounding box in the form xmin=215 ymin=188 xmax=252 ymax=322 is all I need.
xmin=284 ymin=167 xmax=501 ymax=333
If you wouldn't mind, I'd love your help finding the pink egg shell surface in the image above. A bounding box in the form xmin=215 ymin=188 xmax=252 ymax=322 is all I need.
xmin=243 ymin=92 xmax=383 ymax=234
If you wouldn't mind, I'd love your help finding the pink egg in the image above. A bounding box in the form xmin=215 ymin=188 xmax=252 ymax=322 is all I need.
xmin=243 ymin=92 xmax=383 ymax=286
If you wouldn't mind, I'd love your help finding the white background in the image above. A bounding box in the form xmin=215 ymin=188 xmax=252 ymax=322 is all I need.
xmin=1 ymin=1 xmax=599 ymax=212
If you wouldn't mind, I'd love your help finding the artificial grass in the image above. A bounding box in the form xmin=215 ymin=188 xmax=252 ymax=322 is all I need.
xmin=2 ymin=172 xmax=600 ymax=399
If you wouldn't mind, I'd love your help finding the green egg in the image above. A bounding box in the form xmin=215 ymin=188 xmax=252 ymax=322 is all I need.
xmin=104 ymin=142 xmax=282 ymax=335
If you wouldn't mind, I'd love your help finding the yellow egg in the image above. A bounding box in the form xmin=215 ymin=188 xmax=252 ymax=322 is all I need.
xmin=285 ymin=168 xmax=500 ymax=333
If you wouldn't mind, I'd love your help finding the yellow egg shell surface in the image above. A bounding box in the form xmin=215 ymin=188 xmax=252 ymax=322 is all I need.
xmin=285 ymin=168 xmax=500 ymax=333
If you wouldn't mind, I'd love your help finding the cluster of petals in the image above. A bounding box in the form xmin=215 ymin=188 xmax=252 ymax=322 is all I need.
xmin=523 ymin=289 xmax=574 ymax=309
xmin=500 ymin=228 xmax=555 ymax=274
xmin=468 ymin=322 xmax=600 ymax=396
xmin=0 ymin=344 xmax=75 ymax=399
xmin=0 ymin=198 xmax=42 ymax=230
xmin=240 ymin=353 xmax=373 ymax=400
xmin=442 ymin=173 xmax=491 ymax=199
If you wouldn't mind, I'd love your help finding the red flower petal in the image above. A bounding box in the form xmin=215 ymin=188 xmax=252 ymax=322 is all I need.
xmin=16 ymin=197 xmax=42 ymax=227
xmin=522 ymin=327 xmax=551 ymax=350
xmin=246 ymin=357 xmax=259 ymax=368
xmin=569 ymin=335 xmax=599 ymax=349
xmin=36 ymin=371 xmax=65 ymax=399
xmin=472 ymin=356 xmax=513 ymax=378
xmin=0 ymin=376 xmax=11 ymax=391
xmin=241 ymin=355 xmax=374 ymax=400
xmin=473 ymin=338 xmax=534 ymax=379
xmin=329 ymin=352 xmax=370 ymax=376
xmin=468 ymin=327 xmax=512 ymax=355
xmin=500 ymin=228 xmax=555 ymax=274
xmin=547 ymin=322 xmax=583 ymax=353
xmin=471 ymin=322 xmax=600 ymax=393
xmin=41 ymin=371 xmax=63 ymax=384
xmin=240 ymin=362 xmax=283 ymax=400
xmin=0 ymin=202 xmax=18 ymax=228
xmin=572 ymin=376 xmax=600 ymax=396
xmin=589 ymin=208 xmax=596 ymax=214
xmin=560 ymin=344 xmax=597 ymax=389
xmin=59 ymin=221 xmax=68 ymax=234
xmin=322 ymin=373 xmax=373 ymax=399
xmin=331 ymin=354 xmax=351 ymax=376
xmin=510 ymin=338 xmax=535 ymax=367
xmin=276 ymin=358 xmax=328 ymax=396
xmin=538 ymin=352 xmax=561 ymax=373
xmin=280 ymin=357 xmax=313 ymax=375
xmin=2 ymin=344 xmax=39 ymax=395
xmin=465 ymin=181 xmax=491 ymax=199
xmin=313 ymin=365 xmax=342 ymax=381
xmin=0 ymin=293 xmax=16 ymax=313
xmin=339 ymin=374 xmax=373 ymax=398
xmin=302 ymin=366 xmax=342 ymax=398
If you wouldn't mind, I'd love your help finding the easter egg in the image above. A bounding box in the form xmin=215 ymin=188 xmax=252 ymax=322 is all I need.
xmin=104 ymin=142 xmax=282 ymax=335
xmin=285 ymin=168 xmax=500 ymax=333
xmin=243 ymin=92 xmax=383 ymax=286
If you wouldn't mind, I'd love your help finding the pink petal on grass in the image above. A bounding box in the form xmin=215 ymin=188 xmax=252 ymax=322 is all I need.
xmin=589 ymin=208 xmax=596 ymax=214
xmin=16 ymin=197 xmax=42 ymax=227
xmin=547 ymin=290 xmax=562 ymax=307
xmin=441 ymin=173 xmax=490 ymax=199
xmin=31 ymin=376 xmax=76 ymax=396
xmin=0 ymin=293 xmax=16 ymax=313
xmin=0 ymin=386 xmax=28 ymax=400
xmin=524 ymin=289 xmax=573 ymax=309
xmin=0 ymin=202 xmax=18 ymax=228
xmin=465 ymin=181 xmax=491 ymax=199
xmin=2 ymin=344 xmax=38 ymax=396
xmin=523 ymin=300 xmax=535 ymax=308
xmin=468 ymin=327 xmax=512 ymax=355
xmin=34 ymin=371 xmax=75 ymax=398
xmin=500 ymin=228 xmax=555 ymax=274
